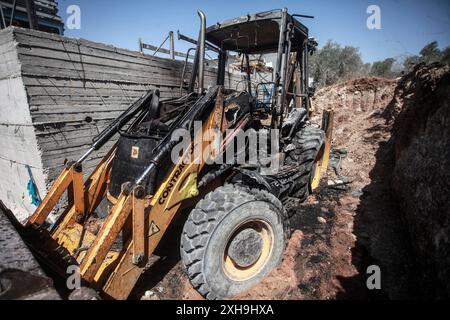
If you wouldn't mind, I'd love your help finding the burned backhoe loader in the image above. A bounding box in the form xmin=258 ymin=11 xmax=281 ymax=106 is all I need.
xmin=18 ymin=8 xmax=333 ymax=300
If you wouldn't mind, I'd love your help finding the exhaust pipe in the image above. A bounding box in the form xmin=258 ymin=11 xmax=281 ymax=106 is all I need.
xmin=197 ymin=10 xmax=206 ymax=94
xmin=188 ymin=10 xmax=206 ymax=94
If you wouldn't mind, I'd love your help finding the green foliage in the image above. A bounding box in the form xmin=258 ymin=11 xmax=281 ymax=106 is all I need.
xmin=442 ymin=47 xmax=450 ymax=65
xmin=404 ymin=55 xmax=422 ymax=72
xmin=310 ymin=40 xmax=450 ymax=87
xmin=419 ymin=41 xmax=441 ymax=63
xmin=403 ymin=41 xmax=450 ymax=72
xmin=370 ymin=58 xmax=395 ymax=78
xmin=310 ymin=40 xmax=365 ymax=87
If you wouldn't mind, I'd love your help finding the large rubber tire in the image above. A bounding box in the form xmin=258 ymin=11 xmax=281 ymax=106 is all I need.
xmin=285 ymin=126 xmax=325 ymax=202
xmin=180 ymin=184 xmax=289 ymax=300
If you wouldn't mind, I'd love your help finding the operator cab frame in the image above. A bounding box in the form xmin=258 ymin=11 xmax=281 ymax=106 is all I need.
xmin=204 ymin=8 xmax=314 ymax=129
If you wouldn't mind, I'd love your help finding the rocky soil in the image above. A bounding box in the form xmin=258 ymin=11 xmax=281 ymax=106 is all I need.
xmin=135 ymin=65 xmax=449 ymax=300
xmin=389 ymin=64 xmax=450 ymax=298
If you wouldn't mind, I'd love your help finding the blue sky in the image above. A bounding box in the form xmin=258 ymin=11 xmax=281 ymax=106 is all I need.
xmin=58 ymin=0 xmax=450 ymax=63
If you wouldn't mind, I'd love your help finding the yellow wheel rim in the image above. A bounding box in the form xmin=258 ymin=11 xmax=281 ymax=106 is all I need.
xmin=223 ymin=220 xmax=274 ymax=282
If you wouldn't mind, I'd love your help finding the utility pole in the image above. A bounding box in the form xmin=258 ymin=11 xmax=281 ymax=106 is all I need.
xmin=24 ymin=0 xmax=37 ymax=30
xmin=169 ymin=31 xmax=175 ymax=60
xmin=0 ymin=4 xmax=6 ymax=29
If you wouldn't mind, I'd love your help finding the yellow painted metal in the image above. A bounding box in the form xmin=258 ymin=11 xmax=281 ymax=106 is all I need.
xmin=308 ymin=109 xmax=334 ymax=191
xmin=80 ymin=194 xmax=132 ymax=282
xmin=93 ymin=251 xmax=120 ymax=284
xmin=56 ymin=222 xmax=96 ymax=259
xmin=309 ymin=109 xmax=334 ymax=191
xmin=310 ymin=148 xmax=325 ymax=191
xmin=56 ymin=222 xmax=119 ymax=280
xmin=85 ymin=147 xmax=116 ymax=213
xmin=132 ymin=193 xmax=145 ymax=265
xmin=321 ymin=109 xmax=335 ymax=174
xmin=175 ymin=172 xmax=199 ymax=203
xmin=102 ymin=133 xmax=207 ymax=299
xmin=72 ymin=169 xmax=85 ymax=216
xmin=308 ymin=96 xmax=315 ymax=118
xmin=52 ymin=149 xmax=115 ymax=239
xmin=27 ymin=168 xmax=73 ymax=226
xmin=107 ymin=192 xmax=119 ymax=206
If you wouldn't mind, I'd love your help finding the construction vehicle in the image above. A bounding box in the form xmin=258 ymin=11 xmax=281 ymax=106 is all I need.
xmin=14 ymin=8 xmax=333 ymax=300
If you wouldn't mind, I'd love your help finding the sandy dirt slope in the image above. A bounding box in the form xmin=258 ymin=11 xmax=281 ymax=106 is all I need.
xmin=136 ymin=76 xmax=421 ymax=300
xmin=389 ymin=64 xmax=450 ymax=298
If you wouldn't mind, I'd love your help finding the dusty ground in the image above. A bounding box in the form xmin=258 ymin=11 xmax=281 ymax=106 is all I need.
xmin=135 ymin=77 xmax=420 ymax=300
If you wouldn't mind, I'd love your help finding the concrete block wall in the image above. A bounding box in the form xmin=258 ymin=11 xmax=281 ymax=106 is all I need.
xmin=0 ymin=27 xmax=244 ymax=222
xmin=0 ymin=28 xmax=47 ymax=221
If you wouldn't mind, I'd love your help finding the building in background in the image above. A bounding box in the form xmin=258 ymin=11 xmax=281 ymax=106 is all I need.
xmin=0 ymin=0 xmax=64 ymax=34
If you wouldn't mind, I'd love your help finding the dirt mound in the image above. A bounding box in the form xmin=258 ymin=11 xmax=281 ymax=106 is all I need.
xmin=312 ymin=77 xmax=397 ymax=116
xmin=388 ymin=63 xmax=450 ymax=298
xmin=311 ymin=77 xmax=398 ymax=192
